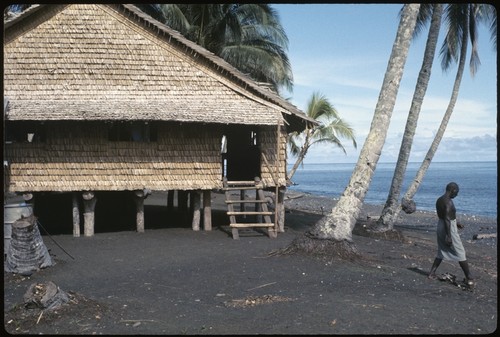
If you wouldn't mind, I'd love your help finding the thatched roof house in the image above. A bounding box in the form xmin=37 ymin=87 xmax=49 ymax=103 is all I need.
xmin=3 ymin=4 xmax=316 ymax=238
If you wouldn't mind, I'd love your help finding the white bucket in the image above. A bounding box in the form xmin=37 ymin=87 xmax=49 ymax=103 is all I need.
xmin=4 ymin=203 xmax=33 ymax=255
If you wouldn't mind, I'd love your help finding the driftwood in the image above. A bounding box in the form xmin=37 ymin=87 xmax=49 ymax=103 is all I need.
xmin=284 ymin=192 xmax=305 ymax=201
xmin=4 ymin=215 xmax=53 ymax=276
xmin=473 ymin=233 xmax=496 ymax=240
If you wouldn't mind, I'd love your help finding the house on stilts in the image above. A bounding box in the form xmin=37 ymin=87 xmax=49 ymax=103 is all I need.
xmin=3 ymin=4 xmax=317 ymax=239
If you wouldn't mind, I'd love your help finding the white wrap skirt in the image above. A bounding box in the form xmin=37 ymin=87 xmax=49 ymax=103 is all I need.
xmin=436 ymin=218 xmax=466 ymax=261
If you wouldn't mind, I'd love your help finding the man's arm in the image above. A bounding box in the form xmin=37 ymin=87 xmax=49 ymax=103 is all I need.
xmin=444 ymin=199 xmax=453 ymax=245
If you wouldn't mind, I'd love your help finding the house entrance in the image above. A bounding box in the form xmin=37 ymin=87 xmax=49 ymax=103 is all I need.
xmin=222 ymin=127 xmax=261 ymax=181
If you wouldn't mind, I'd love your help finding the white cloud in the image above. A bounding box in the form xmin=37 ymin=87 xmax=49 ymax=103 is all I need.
xmin=430 ymin=134 xmax=497 ymax=162
xmin=297 ymin=132 xmax=497 ymax=164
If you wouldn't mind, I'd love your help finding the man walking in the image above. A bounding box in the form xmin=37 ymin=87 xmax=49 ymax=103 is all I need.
xmin=428 ymin=182 xmax=474 ymax=287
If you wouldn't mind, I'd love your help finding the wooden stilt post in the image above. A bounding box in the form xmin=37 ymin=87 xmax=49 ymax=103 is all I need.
xmin=72 ymin=192 xmax=80 ymax=237
xmin=191 ymin=191 xmax=201 ymax=231
xmin=273 ymin=120 xmax=281 ymax=236
xmin=22 ymin=193 xmax=35 ymax=219
xmin=255 ymin=188 xmax=262 ymax=223
xmin=134 ymin=190 xmax=146 ymax=233
xmin=203 ymin=190 xmax=212 ymax=231
xmin=277 ymin=187 xmax=286 ymax=232
xmin=82 ymin=192 xmax=96 ymax=237
xmin=22 ymin=193 xmax=34 ymax=207
xmin=254 ymin=176 xmax=276 ymax=239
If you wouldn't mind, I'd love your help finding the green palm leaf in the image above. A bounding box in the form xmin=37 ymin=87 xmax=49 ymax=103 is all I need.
xmin=287 ymin=91 xmax=357 ymax=181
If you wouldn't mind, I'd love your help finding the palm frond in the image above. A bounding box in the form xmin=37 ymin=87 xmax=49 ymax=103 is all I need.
xmin=306 ymin=92 xmax=340 ymax=121
xmin=412 ymin=3 xmax=434 ymax=39
xmin=220 ymin=44 xmax=293 ymax=92
xmin=440 ymin=4 xmax=467 ymax=71
xmin=309 ymin=120 xmax=356 ymax=151
xmin=286 ymin=91 xmax=357 ymax=174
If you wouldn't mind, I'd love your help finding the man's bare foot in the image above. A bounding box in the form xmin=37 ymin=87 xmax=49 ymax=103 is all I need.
xmin=464 ymin=278 xmax=475 ymax=286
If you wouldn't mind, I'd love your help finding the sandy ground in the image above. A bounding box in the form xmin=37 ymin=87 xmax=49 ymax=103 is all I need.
xmin=3 ymin=191 xmax=497 ymax=334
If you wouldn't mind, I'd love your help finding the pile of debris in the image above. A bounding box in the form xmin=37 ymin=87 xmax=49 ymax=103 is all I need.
xmin=24 ymin=281 xmax=70 ymax=311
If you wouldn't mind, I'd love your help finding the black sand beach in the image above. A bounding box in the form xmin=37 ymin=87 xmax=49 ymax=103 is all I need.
xmin=3 ymin=191 xmax=497 ymax=334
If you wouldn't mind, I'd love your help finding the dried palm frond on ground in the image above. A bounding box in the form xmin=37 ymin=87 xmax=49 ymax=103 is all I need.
xmin=224 ymin=294 xmax=296 ymax=308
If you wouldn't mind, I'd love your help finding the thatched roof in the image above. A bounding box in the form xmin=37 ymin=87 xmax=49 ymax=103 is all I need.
xmin=4 ymin=4 xmax=316 ymax=131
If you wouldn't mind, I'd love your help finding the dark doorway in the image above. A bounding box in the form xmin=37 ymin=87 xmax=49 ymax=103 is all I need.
xmin=222 ymin=127 xmax=261 ymax=181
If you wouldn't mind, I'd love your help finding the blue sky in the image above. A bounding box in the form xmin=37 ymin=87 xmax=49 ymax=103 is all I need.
xmin=274 ymin=4 xmax=497 ymax=164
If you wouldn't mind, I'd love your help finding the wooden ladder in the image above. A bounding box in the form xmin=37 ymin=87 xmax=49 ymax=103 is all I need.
xmin=223 ymin=177 xmax=277 ymax=239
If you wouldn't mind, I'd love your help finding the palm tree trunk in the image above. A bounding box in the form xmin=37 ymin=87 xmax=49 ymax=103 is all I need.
xmin=287 ymin=131 xmax=312 ymax=182
xmin=401 ymin=13 xmax=468 ymax=210
xmin=287 ymin=146 xmax=307 ymax=183
xmin=375 ymin=4 xmax=443 ymax=230
xmin=307 ymin=4 xmax=420 ymax=242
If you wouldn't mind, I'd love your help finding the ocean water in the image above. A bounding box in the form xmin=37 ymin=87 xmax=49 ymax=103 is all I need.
xmin=287 ymin=161 xmax=497 ymax=218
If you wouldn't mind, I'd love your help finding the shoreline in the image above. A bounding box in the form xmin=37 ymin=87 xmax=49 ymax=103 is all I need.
xmin=288 ymin=161 xmax=497 ymax=220
xmin=284 ymin=191 xmax=498 ymax=221
xmin=282 ymin=191 xmax=497 ymax=248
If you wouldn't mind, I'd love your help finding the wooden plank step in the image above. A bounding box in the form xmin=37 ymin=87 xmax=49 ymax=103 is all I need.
xmin=227 ymin=211 xmax=273 ymax=216
xmin=223 ymin=186 xmax=263 ymax=191
xmin=230 ymin=223 xmax=274 ymax=228
xmin=225 ymin=199 xmax=267 ymax=204
xmin=225 ymin=180 xmax=256 ymax=186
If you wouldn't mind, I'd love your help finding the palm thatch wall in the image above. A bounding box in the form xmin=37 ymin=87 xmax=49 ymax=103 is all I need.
xmin=4 ymin=121 xmax=286 ymax=193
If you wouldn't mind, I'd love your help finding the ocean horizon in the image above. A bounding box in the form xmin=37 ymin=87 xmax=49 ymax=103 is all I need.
xmin=287 ymin=161 xmax=497 ymax=219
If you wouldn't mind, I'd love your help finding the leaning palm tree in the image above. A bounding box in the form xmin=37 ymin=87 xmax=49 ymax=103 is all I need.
xmin=276 ymin=4 xmax=421 ymax=258
xmin=287 ymin=92 xmax=356 ymax=183
xmin=135 ymin=4 xmax=293 ymax=94
xmin=400 ymin=4 xmax=496 ymax=214
xmin=373 ymin=4 xmax=443 ymax=231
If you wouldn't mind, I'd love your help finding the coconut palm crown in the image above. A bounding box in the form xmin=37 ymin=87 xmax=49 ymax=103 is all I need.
xmin=287 ymin=92 xmax=357 ymax=183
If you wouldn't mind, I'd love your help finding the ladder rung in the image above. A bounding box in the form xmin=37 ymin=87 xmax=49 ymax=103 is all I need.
xmin=227 ymin=211 xmax=273 ymax=216
xmin=230 ymin=223 xmax=274 ymax=228
xmin=225 ymin=199 xmax=267 ymax=204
